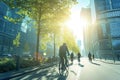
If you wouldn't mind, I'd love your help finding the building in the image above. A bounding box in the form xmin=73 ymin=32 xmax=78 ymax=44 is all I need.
xmin=91 ymin=0 xmax=120 ymax=59
xmin=80 ymin=8 xmax=92 ymax=56
xmin=0 ymin=1 xmax=59 ymax=58
xmin=0 ymin=1 xmax=37 ymax=56
xmin=77 ymin=40 xmax=81 ymax=47
xmin=0 ymin=2 xmax=21 ymax=55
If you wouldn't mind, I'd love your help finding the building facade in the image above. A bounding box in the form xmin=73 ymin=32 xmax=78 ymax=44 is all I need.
xmin=91 ymin=0 xmax=120 ymax=59
xmin=80 ymin=8 xmax=92 ymax=56
xmin=0 ymin=1 xmax=37 ymax=56
xmin=0 ymin=2 xmax=20 ymax=55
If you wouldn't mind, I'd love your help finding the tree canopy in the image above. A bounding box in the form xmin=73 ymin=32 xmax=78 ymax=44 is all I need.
xmin=3 ymin=0 xmax=80 ymax=58
xmin=62 ymin=26 xmax=80 ymax=53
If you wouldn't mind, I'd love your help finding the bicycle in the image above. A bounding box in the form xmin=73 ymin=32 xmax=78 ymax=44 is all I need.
xmin=58 ymin=58 xmax=69 ymax=76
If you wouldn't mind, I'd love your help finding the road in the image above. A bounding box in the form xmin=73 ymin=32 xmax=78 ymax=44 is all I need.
xmin=10 ymin=58 xmax=120 ymax=80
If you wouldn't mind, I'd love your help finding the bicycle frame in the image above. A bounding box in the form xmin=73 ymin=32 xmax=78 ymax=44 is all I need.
xmin=58 ymin=58 xmax=69 ymax=76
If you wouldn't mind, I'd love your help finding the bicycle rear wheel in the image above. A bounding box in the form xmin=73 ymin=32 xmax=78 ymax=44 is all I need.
xmin=58 ymin=59 xmax=69 ymax=76
xmin=58 ymin=61 xmax=63 ymax=75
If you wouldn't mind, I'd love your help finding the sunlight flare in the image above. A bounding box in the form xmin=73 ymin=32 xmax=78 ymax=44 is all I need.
xmin=65 ymin=8 xmax=89 ymax=39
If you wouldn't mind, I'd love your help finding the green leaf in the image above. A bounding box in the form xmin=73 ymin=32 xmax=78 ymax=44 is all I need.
xmin=13 ymin=33 xmax=20 ymax=47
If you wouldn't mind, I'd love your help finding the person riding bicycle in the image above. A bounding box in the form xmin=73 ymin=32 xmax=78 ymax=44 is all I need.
xmin=59 ymin=43 xmax=70 ymax=70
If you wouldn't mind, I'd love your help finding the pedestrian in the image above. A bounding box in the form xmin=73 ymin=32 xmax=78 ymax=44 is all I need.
xmin=117 ymin=54 xmax=120 ymax=61
xmin=88 ymin=52 xmax=92 ymax=62
xmin=78 ymin=52 xmax=81 ymax=62
xmin=93 ymin=54 xmax=94 ymax=60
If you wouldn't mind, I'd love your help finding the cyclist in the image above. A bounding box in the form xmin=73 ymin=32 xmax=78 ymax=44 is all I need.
xmin=59 ymin=43 xmax=70 ymax=70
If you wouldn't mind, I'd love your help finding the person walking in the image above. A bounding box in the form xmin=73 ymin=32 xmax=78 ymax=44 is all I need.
xmin=88 ymin=52 xmax=92 ymax=62
xmin=93 ymin=54 xmax=94 ymax=60
xmin=78 ymin=52 xmax=81 ymax=63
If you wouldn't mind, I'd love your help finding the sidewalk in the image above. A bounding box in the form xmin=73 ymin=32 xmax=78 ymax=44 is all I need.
xmin=79 ymin=58 xmax=120 ymax=80
xmin=0 ymin=63 xmax=56 ymax=80
xmin=95 ymin=58 xmax=120 ymax=65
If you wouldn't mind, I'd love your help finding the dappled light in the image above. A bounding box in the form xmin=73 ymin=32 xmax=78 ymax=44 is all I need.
xmin=1 ymin=0 xmax=120 ymax=80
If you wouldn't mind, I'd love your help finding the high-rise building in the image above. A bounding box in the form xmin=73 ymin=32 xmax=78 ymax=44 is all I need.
xmin=0 ymin=1 xmax=37 ymax=56
xmin=0 ymin=2 xmax=20 ymax=55
xmin=80 ymin=8 xmax=92 ymax=56
xmin=91 ymin=0 xmax=120 ymax=59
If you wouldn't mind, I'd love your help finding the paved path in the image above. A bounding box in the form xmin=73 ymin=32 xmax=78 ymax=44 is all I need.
xmin=1 ymin=58 xmax=120 ymax=80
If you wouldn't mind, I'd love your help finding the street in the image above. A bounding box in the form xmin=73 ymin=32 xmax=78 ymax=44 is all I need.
xmin=10 ymin=58 xmax=120 ymax=80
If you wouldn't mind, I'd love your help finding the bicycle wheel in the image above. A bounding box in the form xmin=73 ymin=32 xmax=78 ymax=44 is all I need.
xmin=58 ymin=59 xmax=69 ymax=76
xmin=58 ymin=61 xmax=63 ymax=75
xmin=65 ymin=61 xmax=69 ymax=76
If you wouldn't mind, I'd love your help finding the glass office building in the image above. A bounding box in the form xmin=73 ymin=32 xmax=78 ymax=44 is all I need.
xmin=93 ymin=0 xmax=120 ymax=58
xmin=0 ymin=2 xmax=20 ymax=54
xmin=0 ymin=1 xmax=37 ymax=55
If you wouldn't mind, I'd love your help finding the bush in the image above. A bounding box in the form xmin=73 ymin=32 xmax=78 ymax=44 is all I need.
xmin=20 ymin=59 xmax=40 ymax=68
xmin=0 ymin=57 xmax=40 ymax=73
xmin=0 ymin=58 xmax=16 ymax=73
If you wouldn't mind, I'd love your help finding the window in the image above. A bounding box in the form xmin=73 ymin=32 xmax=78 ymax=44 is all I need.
xmin=105 ymin=0 xmax=111 ymax=10
xmin=111 ymin=0 xmax=120 ymax=9
xmin=0 ymin=45 xmax=2 ymax=51
xmin=3 ymin=45 xmax=9 ymax=52
xmin=0 ymin=20 xmax=4 ymax=32
xmin=95 ymin=0 xmax=111 ymax=12
xmin=4 ymin=22 xmax=16 ymax=35
xmin=0 ymin=2 xmax=8 ymax=16
xmin=112 ymin=40 xmax=120 ymax=50
xmin=0 ymin=36 xmax=3 ymax=44
xmin=110 ymin=22 xmax=120 ymax=37
xmin=101 ymin=23 xmax=108 ymax=38
xmin=100 ymin=40 xmax=111 ymax=49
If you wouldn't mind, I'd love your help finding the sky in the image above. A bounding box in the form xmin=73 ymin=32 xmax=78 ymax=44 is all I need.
xmin=66 ymin=0 xmax=90 ymax=40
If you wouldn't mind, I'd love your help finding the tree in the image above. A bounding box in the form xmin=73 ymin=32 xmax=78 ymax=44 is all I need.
xmin=62 ymin=26 xmax=80 ymax=53
xmin=13 ymin=32 xmax=20 ymax=47
xmin=3 ymin=0 xmax=78 ymax=60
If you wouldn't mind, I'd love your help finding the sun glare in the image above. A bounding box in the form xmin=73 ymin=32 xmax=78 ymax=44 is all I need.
xmin=65 ymin=8 xmax=88 ymax=40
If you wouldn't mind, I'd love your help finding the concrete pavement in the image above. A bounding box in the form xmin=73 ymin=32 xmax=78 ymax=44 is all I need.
xmin=79 ymin=58 xmax=120 ymax=80
xmin=1 ymin=58 xmax=120 ymax=80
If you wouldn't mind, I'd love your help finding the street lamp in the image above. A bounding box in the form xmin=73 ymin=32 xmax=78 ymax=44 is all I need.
xmin=43 ymin=52 xmax=46 ymax=56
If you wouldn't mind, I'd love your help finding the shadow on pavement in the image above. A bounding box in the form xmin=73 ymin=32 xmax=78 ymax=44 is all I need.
xmin=11 ymin=69 xmax=49 ymax=80
xmin=69 ymin=63 xmax=73 ymax=66
xmin=10 ymin=67 xmax=69 ymax=80
xmin=57 ymin=74 xmax=67 ymax=80
xmin=70 ymin=70 xmax=77 ymax=75
xmin=78 ymin=63 xmax=84 ymax=67
xmin=91 ymin=62 xmax=101 ymax=66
